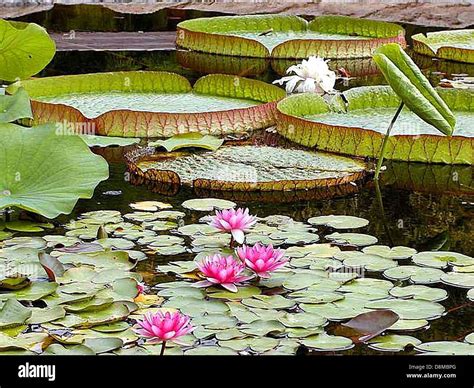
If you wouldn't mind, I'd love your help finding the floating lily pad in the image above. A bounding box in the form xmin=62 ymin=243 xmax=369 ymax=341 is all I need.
xmin=130 ymin=201 xmax=172 ymax=212
xmin=0 ymin=299 xmax=31 ymax=328
xmin=365 ymin=299 xmax=445 ymax=320
xmin=181 ymin=198 xmax=236 ymax=212
xmin=26 ymin=306 xmax=66 ymax=324
xmin=388 ymin=319 xmax=429 ymax=332
xmin=9 ymin=72 xmax=284 ymax=137
xmin=412 ymin=251 xmax=474 ymax=269
xmin=80 ymin=135 xmax=140 ymax=148
xmin=0 ymin=282 xmax=58 ymax=302
xmin=389 ymin=285 xmax=448 ymax=302
xmin=208 ymin=286 xmax=261 ymax=301
xmin=44 ymin=343 xmax=96 ymax=356
xmin=278 ymin=312 xmax=327 ymax=329
xmin=415 ymin=341 xmax=474 ymax=355
xmin=468 ymin=289 xmax=474 ymax=301
xmin=412 ymin=30 xmax=474 ymax=64
xmin=242 ymin=295 xmax=296 ymax=310
xmin=383 ymin=265 xmax=444 ymax=284
xmin=465 ymin=333 xmax=474 ymax=345
xmin=325 ymin=232 xmax=377 ymax=247
xmin=335 ymin=251 xmax=397 ymax=272
xmin=219 ymin=337 xmax=280 ymax=353
xmin=440 ymin=272 xmax=474 ymax=289
xmin=150 ymin=133 xmax=224 ymax=152
xmin=308 ymin=215 xmax=369 ymax=230
xmin=301 ymin=333 xmax=354 ymax=351
xmin=368 ymin=334 xmax=421 ymax=352
xmin=177 ymin=15 xmax=405 ymax=59
xmin=134 ymin=145 xmax=366 ymax=192
xmin=185 ymin=346 xmax=238 ymax=356
xmin=276 ymin=86 xmax=473 ymax=164
xmin=362 ymin=245 xmax=416 ymax=260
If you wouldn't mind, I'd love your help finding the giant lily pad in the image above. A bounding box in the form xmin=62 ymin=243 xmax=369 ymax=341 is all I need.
xmin=276 ymin=86 xmax=473 ymax=164
xmin=0 ymin=20 xmax=55 ymax=82
xmin=129 ymin=145 xmax=366 ymax=192
xmin=412 ymin=30 xmax=474 ymax=64
xmin=0 ymin=123 xmax=109 ymax=219
xmin=177 ymin=14 xmax=405 ymax=59
xmin=8 ymin=72 xmax=285 ymax=138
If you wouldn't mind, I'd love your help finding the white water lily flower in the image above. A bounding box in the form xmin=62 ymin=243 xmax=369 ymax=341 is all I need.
xmin=273 ymin=56 xmax=336 ymax=95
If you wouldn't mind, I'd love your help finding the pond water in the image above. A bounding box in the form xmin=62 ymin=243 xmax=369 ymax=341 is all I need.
xmin=4 ymin=11 xmax=474 ymax=355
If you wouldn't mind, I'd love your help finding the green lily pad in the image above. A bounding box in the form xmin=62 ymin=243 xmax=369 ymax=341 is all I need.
xmin=389 ymin=285 xmax=448 ymax=302
xmin=278 ymin=312 xmax=327 ymax=329
xmin=0 ymin=20 xmax=55 ymax=81
xmin=335 ymin=251 xmax=398 ymax=272
xmin=383 ymin=265 xmax=444 ymax=284
xmin=0 ymin=123 xmax=109 ymax=219
xmin=150 ymin=133 xmax=224 ymax=152
xmin=177 ymin=224 xmax=218 ymax=237
xmin=468 ymin=289 xmax=474 ymax=301
xmin=415 ymin=341 xmax=474 ymax=355
xmin=388 ymin=319 xmax=429 ymax=332
xmin=308 ymin=215 xmax=369 ymax=229
xmin=43 ymin=343 xmax=96 ymax=356
xmin=301 ymin=333 xmax=353 ymax=351
xmin=208 ymin=286 xmax=261 ymax=301
xmin=26 ymin=306 xmax=66 ymax=324
xmin=219 ymin=337 xmax=280 ymax=353
xmin=362 ymin=245 xmax=416 ymax=260
xmin=325 ymin=232 xmax=377 ymax=247
xmin=0 ymin=332 xmax=49 ymax=352
xmin=71 ymin=302 xmax=131 ymax=328
xmin=240 ymin=320 xmax=285 ymax=336
xmin=0 ymin=282 xmax=58 ymax=301
xmin=0 ymin=299 xmax=31 ymax=328
xmin=83 ymin=337 xmax=123 ymax=354
xmin=465 ymin=333 xmax=474 ymax=345
xmin=269 ymin=230 xmax=319 ymax=245
xmin=301 ymin=297 xmax=370 ymax=321
xmin=368 ymin=334 xmax=421 ymax=352
xmin=286 ymin=243 xmax=341 ymax=259
xmin=80 ymin=135 xmax=140 ymax=148
xmin=440 ymin=272 xmax=474 ymax=289
xmin=412 ymin=251 xmax=474 ymax=269
xmin=242 ymin=295 xmax=296 ymax=310
xmin=185 ymin=346 xmax=238 ymax=355
xmin=365 ymin=299 xmax=445 ymax=320
xmin=182 ymin=198 xmax=236 ymax=212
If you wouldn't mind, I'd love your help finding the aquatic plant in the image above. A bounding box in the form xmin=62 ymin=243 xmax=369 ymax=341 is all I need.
xmin=273 ymin=56 xmax=336 ymax=94
xmin=194 ymin=254 xmax=253 ymax=292
xmin=0 ymin=123 xmax=109 ymax=219
xmin=0 ymin=20 xmax=55 ymax=82
xmin=134 ymin=311 xmax=194 ymax=355
xmin=209 ymin=207 xmax=257 ymax=244
xmin=372 ymin=43 xmax=456 ymax=178
xmin=237 ymin=243 xmax=287 ymax=279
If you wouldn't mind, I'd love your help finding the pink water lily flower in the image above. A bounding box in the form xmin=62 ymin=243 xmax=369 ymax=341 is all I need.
xmin=134 ymin=311 xmax=194 ymax=346
xmin=193 ymin=254 xmax=253 ymax=292
xmin=209 ymin=207 xmax=257 ymax=244
xmin=237 ymin=243 xmax=287 ymax=278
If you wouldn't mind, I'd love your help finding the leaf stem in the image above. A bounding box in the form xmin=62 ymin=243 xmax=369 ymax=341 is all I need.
xmin=374 ymin=102 xmax=404 ymax=180
xmin=160 ymin=341 xmax=167 ymax=356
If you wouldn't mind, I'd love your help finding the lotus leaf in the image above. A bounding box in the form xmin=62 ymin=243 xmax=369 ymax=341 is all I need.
xmin=0 ymin=123 xmax=109 ymax=218
xmin=0 ymin=20 xmax=55 ymax=81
